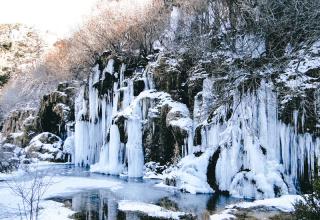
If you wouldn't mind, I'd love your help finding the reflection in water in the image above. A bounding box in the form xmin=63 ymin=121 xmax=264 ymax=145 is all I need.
xmin=57 ymin=190 xmax=146 ymax=220
xmin=52 ymin=189 xmax=250 ymax=220
xmin=38 ymin=164 xmax=250 ymax=220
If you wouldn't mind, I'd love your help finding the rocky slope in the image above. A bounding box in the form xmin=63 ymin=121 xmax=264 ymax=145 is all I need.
xmin=70 ymin=42 xmax=319 ymax=199
xmin=0 ymin=24 xmax=57 ymax=119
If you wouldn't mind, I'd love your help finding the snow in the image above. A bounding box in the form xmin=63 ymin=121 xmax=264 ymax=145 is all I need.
xmin=278 ymin=40 xmax=320 ymax=94
xmin=10 ymin=132 xmax=24 ymax=139
xmin=25 ymin=132 xmax=64 ymax=161
xmin=227 ymin=195 xmax=302 ymax=212
xmin=44 ymin=176 xmax=122 ymax=196
xmin=0 ymin=174 xmax=122 ymax=220
xmin=38 ymin=200 xmax=75 ymax=220
xmin=0 ymin=199 xmax=74 ymax=220
xmin=209 ymin=195 xmax=303 ymax=220
xmin=210 ymin=212 xmax=236 ymax=220
xmin=76 ymin=59 xmax=194 ymax=177
xmin=0 ymin=168 xmax=25 ymax=180
xmin=162 ymin=149 xmax=214 ymax=194
xmin=118 ymin=200 xmax=187 ymax=220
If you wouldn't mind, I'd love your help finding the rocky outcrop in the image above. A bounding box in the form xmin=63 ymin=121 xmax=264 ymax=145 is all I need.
xmin=152 ymin=53 xmax=207 ymax=112
xmin=143 ymin=101 xmax=191 ymax=165
xmin=0 ymin=80 xmax=78 ymax=170
xmin=0 ymin=143 xmax=20 ymax=173
xmin=75 ymin=52 xmax=195 ymax=176
xmin=1 ymin=6 xmax=319 ymax=200
xmin=143 ymin=104 xmax=177 ymax=165
xmin=1 ymin=108 xmax=37 ymax=147
xmin=0 ymin=80 xmax=79 ymax=148
xmin=37 ymin=81 xmax=79 ymax=138
xmin=1 ymin=108 xmax=36 ymax=135
xmin=25 ymin=132 xmax=69 ymax=162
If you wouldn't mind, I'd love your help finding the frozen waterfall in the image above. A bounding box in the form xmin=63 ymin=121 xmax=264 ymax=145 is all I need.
xmin=75 ymin=61 xmax=147 ymax=177
xmin=73 ymin=55 xmax=318 ymax=198
xmin=199 ymin=80 xmax=319 ymax=198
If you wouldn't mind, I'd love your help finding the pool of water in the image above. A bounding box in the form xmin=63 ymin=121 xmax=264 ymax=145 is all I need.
xmin=30 ymin=164 xmax=251 ymax=220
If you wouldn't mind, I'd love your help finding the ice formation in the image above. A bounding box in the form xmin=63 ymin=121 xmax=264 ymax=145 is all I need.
xmin=74 ymin=55 xmax=194 ymax=178
xmin=179 ymin=79 xmax=319 ymax=198
xmin=72 ymin=50 xmax=319 ymax=197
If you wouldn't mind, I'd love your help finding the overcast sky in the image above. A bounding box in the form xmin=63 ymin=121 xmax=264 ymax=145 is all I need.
xmin=0 ymin=0 xmax=100 ymax=37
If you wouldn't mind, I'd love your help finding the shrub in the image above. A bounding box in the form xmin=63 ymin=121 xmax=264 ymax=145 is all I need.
xmin=43 ymin=0 xmax=171 ymax=79
xmin=293 ymin=178 xmax=320 ymax=220
xmin=209 ymin=0 xmax=320 ymax=57
xmin=0 ymin=74 xmax=10 ymax=87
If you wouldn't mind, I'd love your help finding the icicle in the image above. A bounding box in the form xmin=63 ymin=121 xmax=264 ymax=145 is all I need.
xmin=108 ymin=124 xmax=122 ymax=175
xmin=106 ymin=59 xmax=115 ymax=75
xmin=198 ymin=79 xmax=319 ymax=198
xmin=127 ymin=117 xmax=144 ymax=177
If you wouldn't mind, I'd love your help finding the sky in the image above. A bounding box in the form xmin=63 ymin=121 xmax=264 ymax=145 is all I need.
xmin=0 ymin=0 xmax=100 ymax=38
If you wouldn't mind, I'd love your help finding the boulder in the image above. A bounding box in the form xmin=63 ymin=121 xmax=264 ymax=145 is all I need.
xmin=25 ymin=132 xmax=66 ymax=162
xmin=0 ymin=143 xmax=20 ymax=173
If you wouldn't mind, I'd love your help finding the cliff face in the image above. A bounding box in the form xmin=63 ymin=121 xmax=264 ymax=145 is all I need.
xmin=1 ymin=34 xmax=319 ymax=199
xmin=71 ymin=38 xmax=319 ymax=198
xmin=0 ymin=3 xmax=319 ymax=200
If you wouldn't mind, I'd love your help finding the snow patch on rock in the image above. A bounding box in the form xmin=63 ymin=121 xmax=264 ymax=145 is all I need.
xmin=118 ymin=200 xmax=187 ymax=220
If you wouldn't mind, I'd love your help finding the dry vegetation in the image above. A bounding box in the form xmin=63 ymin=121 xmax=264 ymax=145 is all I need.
xmin=206 ymin=0 xmax=320 ymax=57
xmin=1 ymin=0 xmax=319 ymax=118
xmin=43 ymin=0 xmax=172 ymax=79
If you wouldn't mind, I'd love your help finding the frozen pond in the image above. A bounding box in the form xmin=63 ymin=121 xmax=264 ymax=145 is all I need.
xmin=0 ymin=164 xmax=251 ymax=220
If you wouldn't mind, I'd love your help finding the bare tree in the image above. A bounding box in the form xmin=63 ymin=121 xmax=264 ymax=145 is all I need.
xmin=42 ymin=0 xmax=171 ymax=80
xmin=6 ymin=165 xmax=53 ymax=220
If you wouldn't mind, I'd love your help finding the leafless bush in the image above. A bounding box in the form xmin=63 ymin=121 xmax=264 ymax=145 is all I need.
xmin=207 ymin=0 xmax=320 ymax=56
xmin=237 ymin=0 xmax=320 ymax=56
xmin=6 ymin=165 xmax=52 ymax=220
xmin=171 ymin=0 xmax=320 ymax=58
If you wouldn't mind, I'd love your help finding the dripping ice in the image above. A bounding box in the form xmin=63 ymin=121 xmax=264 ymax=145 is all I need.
xmin=169 ymin=79 xmax=319 ymax=198
xmin=72 ymin=54 xmax=319 ymax=198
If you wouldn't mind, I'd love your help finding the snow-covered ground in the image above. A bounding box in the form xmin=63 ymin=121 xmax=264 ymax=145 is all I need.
xmin=0 ymin=165 xmax=122 ymax=220
xmin=227 ymin=194 xmax=302 ymax=212
xmin=0 ymin=164 xmax=301 ymax=220
xmin=118 ymin=200 xmax=188 ymax=219
xmin=210 ymin=195 xmax=302 ymax=220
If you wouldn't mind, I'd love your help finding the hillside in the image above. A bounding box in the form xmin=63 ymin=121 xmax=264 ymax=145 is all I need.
xmin=0 ymin=1 xmax=320 ymax=219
